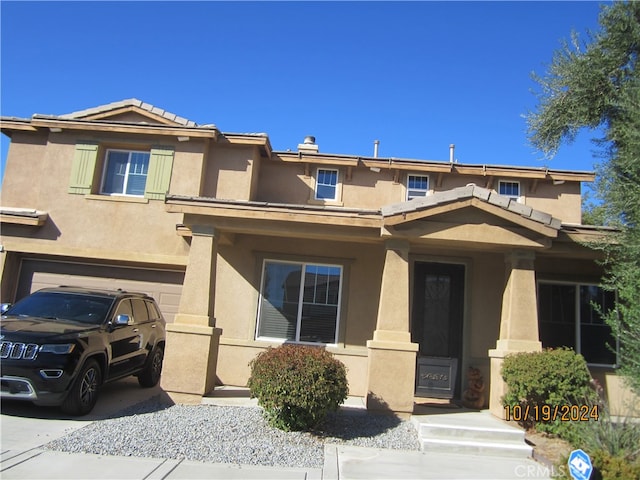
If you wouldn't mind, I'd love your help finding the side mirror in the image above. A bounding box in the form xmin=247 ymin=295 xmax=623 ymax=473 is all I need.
xmin=1 ymin=303 xmax=12 ymax=314
xmin=114 ymin=314 xmax=132 ymax=327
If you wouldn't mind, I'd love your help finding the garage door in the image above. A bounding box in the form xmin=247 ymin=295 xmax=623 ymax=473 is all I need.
xmin=16 ymin=260 xmax=184 ymax=324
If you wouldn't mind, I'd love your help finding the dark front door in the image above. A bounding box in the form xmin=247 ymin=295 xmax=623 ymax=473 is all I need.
xmin=412 ymin=262 xmax=465 ymax=398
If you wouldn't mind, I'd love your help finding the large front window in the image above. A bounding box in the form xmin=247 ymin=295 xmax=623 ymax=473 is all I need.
xmin=101 ymin=149 xmax=150 ymax=196
xmin=256 ymin=260 xmax=342 ymax=344
xmin=538 ymin=282 xmax=617 ymax=366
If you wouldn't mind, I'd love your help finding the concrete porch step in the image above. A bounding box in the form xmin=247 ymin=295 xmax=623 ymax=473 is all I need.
xmin=412 ymin=411 xmax=533 ymax=459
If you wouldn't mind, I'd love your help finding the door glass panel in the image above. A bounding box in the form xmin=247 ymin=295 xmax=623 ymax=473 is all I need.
xmin=422 ymin=274 xmax=451 ymax=357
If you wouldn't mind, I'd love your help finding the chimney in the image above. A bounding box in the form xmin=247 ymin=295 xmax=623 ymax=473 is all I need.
xmin=373 ymin=139 xmax=380 ymax=158
xmin=298 ymin=135 xmax=319 ymax=153
xmin=449 ymin=144 xmax=456 ymax=163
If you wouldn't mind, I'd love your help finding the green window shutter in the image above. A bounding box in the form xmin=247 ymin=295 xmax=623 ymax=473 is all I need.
xmin=144 ymin=147 xmax=175 ymax=200
xmin=68 ymin=143 xmax=99 ymax=194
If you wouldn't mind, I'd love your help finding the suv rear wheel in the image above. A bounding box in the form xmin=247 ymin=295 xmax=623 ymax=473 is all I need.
xmin=138 ymin=345 xmax=163 ymax=388
xmin=61 ymin=359 xmax=101 ymax=415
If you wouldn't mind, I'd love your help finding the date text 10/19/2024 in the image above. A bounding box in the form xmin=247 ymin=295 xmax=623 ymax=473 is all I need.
xmin=504 ymin=404 xmax=599 ymax=422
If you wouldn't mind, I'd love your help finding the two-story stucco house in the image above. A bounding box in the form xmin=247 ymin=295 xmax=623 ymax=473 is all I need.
xmin=1 ymin=99 xmax=634 ymax=417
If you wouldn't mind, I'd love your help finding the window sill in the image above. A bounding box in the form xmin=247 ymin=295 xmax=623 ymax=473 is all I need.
xmin=308 ymin=198 xmax=344 ymax=207
xmin=222 ymin=336 xmax=368 ymax=356
xmin=85 ymin=194 xmax=149 ymax=204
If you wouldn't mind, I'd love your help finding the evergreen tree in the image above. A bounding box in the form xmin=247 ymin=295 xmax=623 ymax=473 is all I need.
xmin=527 ymin=1 xmax=640 ymax=394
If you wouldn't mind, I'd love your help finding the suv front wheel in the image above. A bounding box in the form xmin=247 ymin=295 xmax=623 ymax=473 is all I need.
xmin=61 ymin=359 xmax=102 ymax=416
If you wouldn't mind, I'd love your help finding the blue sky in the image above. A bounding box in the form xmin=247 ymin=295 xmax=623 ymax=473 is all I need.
xmin=1 ymin=1 xmax=609 ymax=184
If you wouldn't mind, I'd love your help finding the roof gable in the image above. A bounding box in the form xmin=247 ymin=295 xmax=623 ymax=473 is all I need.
xmin=382 ymin=185 xmax=562 ymax=238
xmin=57 ymin=98 xmax=198 ymax=127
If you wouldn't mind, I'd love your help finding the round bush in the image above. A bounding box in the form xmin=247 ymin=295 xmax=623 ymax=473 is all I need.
xmin=501 ymin=347 xmax=595 ymax=432
xmin=247 ymin=344 xmax=349 ymax=431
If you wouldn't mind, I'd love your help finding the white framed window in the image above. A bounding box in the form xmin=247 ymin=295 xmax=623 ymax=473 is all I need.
xmin=315 ymin=168 xmax=339 ymax=201
xmin=407 ymin=174 xmax=429 ymax=200
xmin=101 ymin=149 xmax=150 ymax=196
xmin=537 ymin=281 xmax=618 ymax=366
xmin=498 ymin=180 xmax=520 ymax=199
xmin=256 ymin=260 xmax=342 ymax=344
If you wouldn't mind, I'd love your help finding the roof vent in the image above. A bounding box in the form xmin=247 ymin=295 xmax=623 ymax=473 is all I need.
xmin=298 ymin=135 xmax=319 ymax=153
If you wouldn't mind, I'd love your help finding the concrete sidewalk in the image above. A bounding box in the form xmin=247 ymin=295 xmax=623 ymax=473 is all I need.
xmin=1 ymin=444 xmax=554 ymax=479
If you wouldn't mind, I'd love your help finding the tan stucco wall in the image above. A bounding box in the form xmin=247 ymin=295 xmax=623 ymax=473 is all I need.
xmin=256 ymin=161 xmax=312 ymax=204
xmin=255 ymin=160 xmax=583 ymax=224
xmin=201 ymin=145 xmax=259 ymax=201
xmin=169 ymin=140 xmax=208 ymax=197
xmin=1 ymin=131 xmax=189 ymax=263
xmin=590 ymin=369 xmax=640 ymax=417
xmin=1 ymin=132 xmax=49 ymax=205
xmin=342 ymin=169 xmax=403 ymax=207
xmin=527 ymin=181 xmax=582 ymax=225
xmin=211 ymin=233 xmax=384 ymax=394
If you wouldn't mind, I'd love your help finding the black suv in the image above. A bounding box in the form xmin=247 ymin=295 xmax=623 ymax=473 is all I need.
xmin=0 ymin=287 xmax=166 ymax=415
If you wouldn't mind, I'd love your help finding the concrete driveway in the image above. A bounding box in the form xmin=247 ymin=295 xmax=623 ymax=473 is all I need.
xmin=1 ymin=377 xmax=169 ymax=451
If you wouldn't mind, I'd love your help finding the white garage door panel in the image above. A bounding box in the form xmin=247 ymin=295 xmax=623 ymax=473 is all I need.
xmin=20 ymin=261 xmax=184 ymax=324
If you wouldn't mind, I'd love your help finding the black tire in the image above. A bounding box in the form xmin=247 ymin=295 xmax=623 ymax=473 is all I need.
xmin=61 ymin=359 xmax=101 ymax=416
xmin=138 ymin=345 xmax=163 ymax=388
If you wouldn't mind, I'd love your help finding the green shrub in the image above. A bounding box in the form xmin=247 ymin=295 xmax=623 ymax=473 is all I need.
xmin=501 ymin=348 xmax=595 ymax=433
xmin=589 ymin=449 xmax=640 ymax=480
xmin=247 ymin=344 xmax=349 ymax=431
xmin=560 ymin=394 xmax=640 ymax=468
xmin=557 ymin=450 xmax=640 ymax=480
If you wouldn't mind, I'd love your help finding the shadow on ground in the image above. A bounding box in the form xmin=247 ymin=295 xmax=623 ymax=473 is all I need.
xmin=0 ymin=377 xmax=174 ymax=422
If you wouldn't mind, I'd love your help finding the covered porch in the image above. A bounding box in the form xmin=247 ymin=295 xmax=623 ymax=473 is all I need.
xmin=160 ymin=186 xmax=594 ymax=418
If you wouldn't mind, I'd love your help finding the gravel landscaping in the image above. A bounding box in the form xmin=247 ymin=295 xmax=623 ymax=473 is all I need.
xmin=43 ymin=395 xmax=420 ymax=469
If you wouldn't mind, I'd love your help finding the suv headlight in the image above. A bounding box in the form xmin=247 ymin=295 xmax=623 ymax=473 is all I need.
xmin=40 ymin=344 xmax=76 ymax=354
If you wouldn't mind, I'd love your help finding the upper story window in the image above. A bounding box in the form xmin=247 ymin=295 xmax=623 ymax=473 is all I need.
xmin=68 ymin=143 xmax=174 ymax=201
xmin=498 ymin=180 xmax=520 ymax=199
xmin=407 ymin=174 xmax=429 ymax=200
xmin=315 ymin=168 xmax=339 ymax=201
xmin=101 ymin=150 xmax=150 ymax=196
xmin=538 ymin=281 xmax=618 ymax=366
xmin=256 ymin=260 xmax=342 ymax=344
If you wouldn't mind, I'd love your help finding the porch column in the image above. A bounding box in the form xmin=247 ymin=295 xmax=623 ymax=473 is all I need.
xmin=162 ymin=225 xmax=222 ymax=403
xmin=366 ymin=239 xmax=419 ymax=416
xmin=488 ymin=250 xmax=542 ymax=417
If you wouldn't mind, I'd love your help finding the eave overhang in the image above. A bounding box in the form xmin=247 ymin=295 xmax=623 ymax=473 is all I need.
xmin=218 ymin=133 xmax=273 ymax=158
xmin=1 ymin=116 xmax=219 ymax=141
xmin=166 ymin=195 xmax=381 ymax=243
xmin=30 ymin=116 xmax=219 ymax=139
xmin=273 ymin=152 xmax=595 ymax=183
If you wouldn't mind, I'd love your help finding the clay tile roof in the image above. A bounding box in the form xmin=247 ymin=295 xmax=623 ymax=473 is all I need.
xmin=381 ymin=184 xmax=562 ymax=230
xmin=57 ymin=98 xmax=198 ymax=127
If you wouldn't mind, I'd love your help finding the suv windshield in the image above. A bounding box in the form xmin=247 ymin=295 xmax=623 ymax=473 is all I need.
xmin=5 ymin=291 xmax=115 ymax=325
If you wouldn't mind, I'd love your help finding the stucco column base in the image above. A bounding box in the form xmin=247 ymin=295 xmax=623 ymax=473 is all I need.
xmin=161 ymin=323 xmax=222 ymax=400
xmin=366 ymin=338 xmax=419 ymax=417
xmin=488 ymin=340 xmax=541 ymax=418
